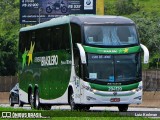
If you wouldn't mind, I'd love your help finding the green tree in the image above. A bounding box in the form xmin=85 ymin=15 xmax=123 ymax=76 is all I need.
xmin=130 ymin=12 xmax=160 ymax=53
xmin=0 ymin=0 xmax=20 ymax=76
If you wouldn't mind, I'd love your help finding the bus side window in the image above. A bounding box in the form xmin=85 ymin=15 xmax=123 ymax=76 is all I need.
xmin=35 ymin=29 xmax=43 ymax=52
xmin=32 ymin=31 xmax=35 ymax=42
xmin=53 ymin=24 xmax=70 ymax=50
xmin=56 ymin=27 xmax=63 ymax=50
xmin=59 ymin=25 xmax=70 ymax=50
xmin=51 ymin=27 xmax=58 ymax=50
xmin=19 ymin=32 xmax=26 ymax=53
xmin=71 ymin=23 xmax=82 ymax=77
xmin=35 ymin=28 xmax=51 ymax=52
xmin=25 ymin=31 xmax=31 ymax=52
xmin=74 ymin=50 xmax=81 ymax=77
xmin=63 ymin=24 xmax=70 ymax=50
xmin=46 ymin=28 xmax=51 ymax=51
xmin=41 ymin=28 xmax=51 ymax=51
xmin=70 ymin=23 xmax=81 ymax=49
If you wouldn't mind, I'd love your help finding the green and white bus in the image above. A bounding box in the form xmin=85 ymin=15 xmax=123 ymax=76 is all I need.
xmin=18 ymin=15 xmax=149 ymax=111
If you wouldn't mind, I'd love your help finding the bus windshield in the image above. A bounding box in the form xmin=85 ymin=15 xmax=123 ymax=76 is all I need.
xmin=86 ymin=53 xmax=141 ymax=83
xmin=84 ymin=25 xmax=138 ymax=46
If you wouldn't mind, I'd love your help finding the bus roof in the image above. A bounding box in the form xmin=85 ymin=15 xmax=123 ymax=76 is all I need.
xmin=20 ymin=16 xmax=70 ymax=32
xmin=20 ymin=15 xmax=135 ymax=32
xmin=70 ymin=15 xmax=134 ymax=25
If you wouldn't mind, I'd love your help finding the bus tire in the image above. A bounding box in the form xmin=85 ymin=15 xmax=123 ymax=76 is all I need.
xmin=9 ymin=96 xmax=14 ymax=107
xmin=118 ymin=104 xmax=128 ymax=112
xmin=18 ymin=98 xmax=24 ymax=107
xmin=34 ymin=89 xmax=40 ymax=109
xmin=69 ymin=89 xmax=79 ymax=111
xmin=80 ymin=105 xmax=90 ymax=111
xmin=29 ymin=91 xmax=34 ymax=109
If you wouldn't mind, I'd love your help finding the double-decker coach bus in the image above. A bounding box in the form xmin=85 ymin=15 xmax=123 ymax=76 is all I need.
xmin=18 ymin=15 xmax=149 ymax=111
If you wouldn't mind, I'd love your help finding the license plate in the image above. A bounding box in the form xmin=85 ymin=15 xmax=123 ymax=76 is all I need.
xmin=110 ymin=98 xmax=120 ymax=102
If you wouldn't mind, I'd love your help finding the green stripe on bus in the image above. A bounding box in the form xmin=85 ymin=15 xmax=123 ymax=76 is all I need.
xmin=83 ymin=46 xmax=141 ymax=54
xmin=89 ymin=82 xmax=139 ymax=91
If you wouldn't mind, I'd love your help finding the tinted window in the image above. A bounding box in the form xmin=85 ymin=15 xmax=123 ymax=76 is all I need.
xmin=85 ymin=53 xmax=141 ymax=83
xmin=19 ymin=31 xmax=31 ymax=53
xmin=115 ymin=54 xmax=141 ymax=81
xmin=84 ymin=25 xmax=138 ymax=46
xmin=71 ymin=23 xmax=81 ymax=48
xmin=71 ymin=24 xmax=82 ymax=76
xmin=20 ymin=24 xmax=71 ymax=53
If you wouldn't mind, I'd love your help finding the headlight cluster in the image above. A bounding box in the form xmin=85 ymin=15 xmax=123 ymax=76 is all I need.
xmin=132 ymin=86 xmax=143 ymax=92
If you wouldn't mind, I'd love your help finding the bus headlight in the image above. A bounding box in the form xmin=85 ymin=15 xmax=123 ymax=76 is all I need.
xmin=132 ymin=86 xmax=143 ymax=92
xmin=137 ymin=86 xmax=143 ymax=91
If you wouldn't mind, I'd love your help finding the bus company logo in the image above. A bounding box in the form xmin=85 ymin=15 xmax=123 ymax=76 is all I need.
xmin=102 ymin=50 xmax=118 ymax=53
xmin=113 ymin=92 xmax=117 ymax=96
xmin=98 ymin=48 xmax=129 ymax=54
xmin=119 ymin=48 xmax=129 ymax=53
xmin=34 ymin=55 xmax=58 ymax=67
xmin=22 ymin=42 xmax=35 ymax=69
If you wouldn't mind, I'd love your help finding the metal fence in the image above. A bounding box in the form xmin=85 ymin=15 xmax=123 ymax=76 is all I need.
xmin=0 ymin=70 xmax=160 ymax=92
xmin=0 ymin=76 xmax=18 ymax=92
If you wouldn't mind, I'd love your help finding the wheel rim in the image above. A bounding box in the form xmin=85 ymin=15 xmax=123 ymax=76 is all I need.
xmin=70 ymin=93 xmax=75 ymax=110
xmin=19 ymin=101 xmax=20 ymax=106
xmin=35 ymin=91 xmax=39 ymax=108
xmin=19 ymin=99 xmax=21 ymax=107
xmin=30 ymin=93 xmax=34 ymax=107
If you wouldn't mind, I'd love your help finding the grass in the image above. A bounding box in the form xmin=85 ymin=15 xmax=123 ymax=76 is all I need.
xmin=0 ymin=106 xmax=156 ymax=120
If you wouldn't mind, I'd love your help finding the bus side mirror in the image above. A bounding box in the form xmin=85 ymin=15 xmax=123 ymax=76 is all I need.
xmin=140 ymin=44 xmax=149 ymax=64
xmin=77 ymin=43 xmax=86 ymax=64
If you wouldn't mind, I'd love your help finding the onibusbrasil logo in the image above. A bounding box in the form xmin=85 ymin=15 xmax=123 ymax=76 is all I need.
xmin=22 ymin=42 xmax=35 ymax=69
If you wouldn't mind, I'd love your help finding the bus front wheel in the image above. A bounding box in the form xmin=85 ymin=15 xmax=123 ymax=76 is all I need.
xmin=80 ymin=105 xmax=90 ymax=111
xmin=118 ymin=104 xmax=128 ymax=112
xmin=34 ymin=89 xmax=40 ymax=109
xmin=9 ymin=96 xmax=14 ymax=107
xmin=69 ymin=90 xmax=79 ymax=111
xmin=18 ymin=99 xmax=24 ymax=107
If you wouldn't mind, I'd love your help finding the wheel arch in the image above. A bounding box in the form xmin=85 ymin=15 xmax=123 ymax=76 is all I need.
xmin=34 ymin=84 xmax=39 ymax=91
xmin=28 ymin=85 xmax=33 ymax=104
xmin=68 ymin=85 xmax=73 ymax=104
xmin=34 ymin=84 xmax=39 ymax=97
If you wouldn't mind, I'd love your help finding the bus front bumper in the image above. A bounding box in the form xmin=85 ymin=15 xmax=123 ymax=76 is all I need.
xmin=80 ymin=88 xmax=142 ymax=105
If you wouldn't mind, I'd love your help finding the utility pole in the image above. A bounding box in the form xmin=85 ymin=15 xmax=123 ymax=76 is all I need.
xmin=96 ymin=0 xmax=104 ymax=15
